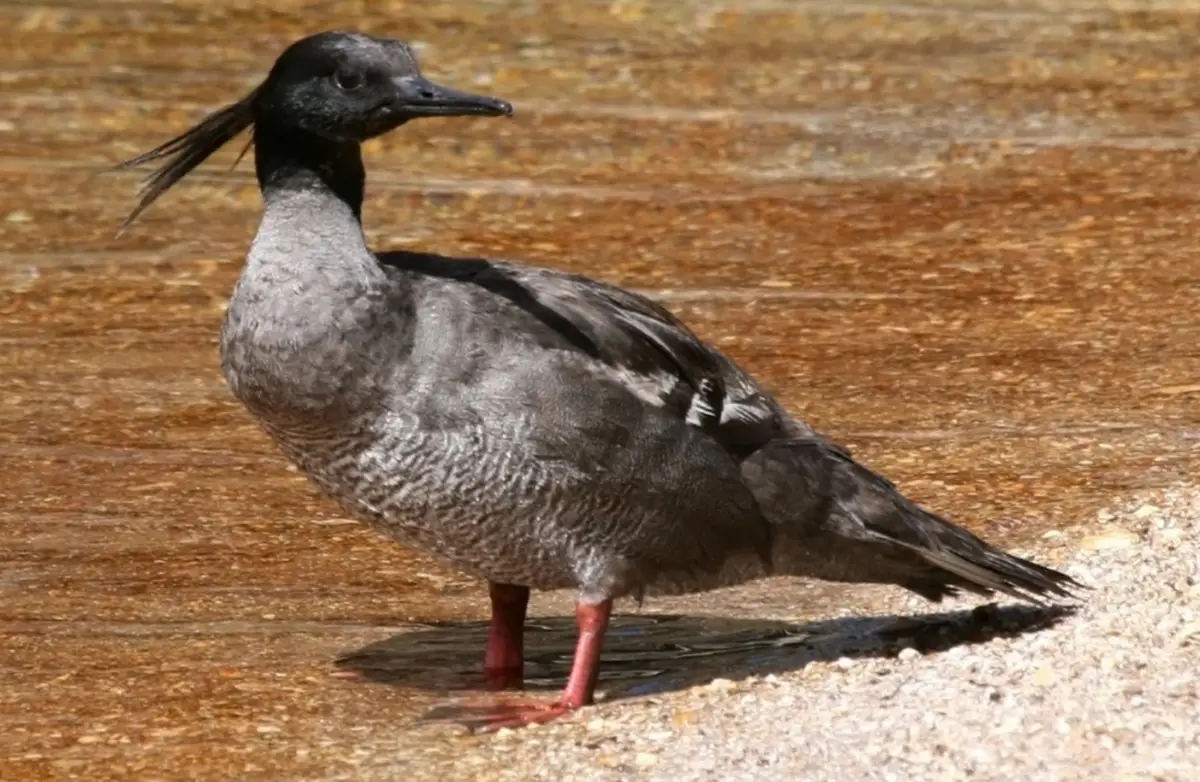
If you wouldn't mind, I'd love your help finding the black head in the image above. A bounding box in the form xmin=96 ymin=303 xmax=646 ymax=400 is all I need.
xmin=115 ymin=30 xmax=512 ymax=230
xmin=255 ymin=31 xmax=512 ymax=142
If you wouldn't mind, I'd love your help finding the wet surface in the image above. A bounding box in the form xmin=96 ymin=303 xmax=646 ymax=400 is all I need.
xmin=1 ymin=0 xmax=1198 ymax=779
xmin=337 ymin=605 xmax=1073 ymax=700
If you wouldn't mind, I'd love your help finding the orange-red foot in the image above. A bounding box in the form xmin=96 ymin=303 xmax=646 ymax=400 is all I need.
xmin=425 ymin=695 xmax=583 ymax=733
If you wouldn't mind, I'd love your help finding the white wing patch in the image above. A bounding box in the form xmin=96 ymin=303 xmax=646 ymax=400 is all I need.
xmin=608 ymin=365 xmax=678 ymax=408
xmin=685 ymin=377 xmax=774 ymax=436
xmin=685 ymin=379 xmax=720 ymax=427
xmin=722 ymin=398 xmax=774 ymax=426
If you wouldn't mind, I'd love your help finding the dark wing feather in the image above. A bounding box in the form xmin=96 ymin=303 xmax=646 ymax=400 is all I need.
xmin=380 ymin=251 xmax=783 ymax=458
xmin=501 ymin=265 xmax=782 ymax=455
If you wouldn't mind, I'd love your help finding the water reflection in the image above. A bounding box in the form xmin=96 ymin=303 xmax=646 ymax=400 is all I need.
xmin=335 ymin=603 xmax=1074 ymax=712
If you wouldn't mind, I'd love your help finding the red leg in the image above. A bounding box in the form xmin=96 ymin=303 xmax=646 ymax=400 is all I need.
xmin=559 ymin=599 xmax=611 ymax=708
xmin=431 ymin=598 xmax=614 ymax=732
xmin=484 ymin=582 xmax=529 ymax=690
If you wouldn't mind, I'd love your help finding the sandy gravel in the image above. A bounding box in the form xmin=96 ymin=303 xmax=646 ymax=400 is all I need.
xmin=361 ymin=486 xmax=1200 ymax=782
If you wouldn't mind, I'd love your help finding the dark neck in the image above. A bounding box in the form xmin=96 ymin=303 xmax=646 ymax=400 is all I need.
xmin=253 ymin=124 xmax=365 ymax=221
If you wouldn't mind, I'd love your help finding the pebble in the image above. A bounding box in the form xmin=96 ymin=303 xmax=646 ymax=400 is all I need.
xmin=1079 ymin=529 xmax=1141 ymax=551
xmin=1155 ymin=528 xmax=1185 ymax=545
xmin=897 ymin=647 xmax=921 ymax=662
xmin=671 ymin=709 xmax=698 ymax=726
xmin=633 ymin=752 xmax=659 ymax=768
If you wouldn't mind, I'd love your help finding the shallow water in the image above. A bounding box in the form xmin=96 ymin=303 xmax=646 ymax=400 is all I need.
xmin=2 ymin=0 xmax=1198 ymax=779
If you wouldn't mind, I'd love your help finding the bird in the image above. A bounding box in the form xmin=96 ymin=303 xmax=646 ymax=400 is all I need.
xmin=117 ymin=30 xmax=1082 ymax=731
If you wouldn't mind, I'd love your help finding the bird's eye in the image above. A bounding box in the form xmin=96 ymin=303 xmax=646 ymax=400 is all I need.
xmin=332 ymin=69 xmax=364 ymax=91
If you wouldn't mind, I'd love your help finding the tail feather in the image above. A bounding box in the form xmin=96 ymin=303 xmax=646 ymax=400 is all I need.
xmin=742 ymin=436 xmax=1085 ymax=605
xmin=894 ymin=540 xmax=1071 ymax=606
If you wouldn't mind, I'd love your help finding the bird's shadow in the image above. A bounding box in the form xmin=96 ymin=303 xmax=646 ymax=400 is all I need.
xmin=334 ymin=602 xmax=1075 ymax=703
